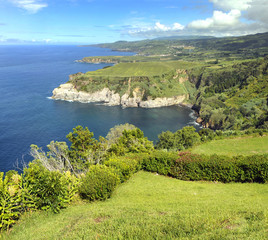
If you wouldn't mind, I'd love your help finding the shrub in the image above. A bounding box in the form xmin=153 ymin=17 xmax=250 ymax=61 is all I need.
xmin=0 ymin=171 xmax=36 ymax=231
xmin=171 ymin=152 xmax=268 ymax=183
xmin=142 ymin=151 xmax=178 ymax=176
xmin=156 ymin=126 xmax=200 ymax=150
xmin=23 ymin=162 xmax=77 ymax=213
xmin=79 ymin=165 xmax=120 ymax=201
xmin=108 ymin=128 xmax=154 ymax=156
xmin=0 ymin=172 xmax=21 ymax=231
xmin=104 ymin=155 xmax=141 ymax=182
xmin=141 ymin=151 xmax=268 ymax=183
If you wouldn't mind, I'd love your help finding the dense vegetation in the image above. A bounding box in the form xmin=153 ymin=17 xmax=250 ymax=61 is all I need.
xmin=4 ymin=171 xmax=267 ymax=240
xmin=1 ymin=124 xmax=267 ymax=233
xmin=191 ymin=57 xmax=268 ymax=130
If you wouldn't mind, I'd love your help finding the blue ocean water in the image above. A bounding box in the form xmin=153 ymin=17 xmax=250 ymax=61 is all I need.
xmin=0 ymin=45 xmax=200 ymax=172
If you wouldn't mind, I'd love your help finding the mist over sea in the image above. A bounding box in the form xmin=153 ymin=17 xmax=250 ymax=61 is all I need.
xmin=0 ymin=45 xmax=200 ymax=172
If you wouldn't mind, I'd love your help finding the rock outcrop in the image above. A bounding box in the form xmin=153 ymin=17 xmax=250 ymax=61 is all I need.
xmin=52 ymin=83 xmax=187 ymax=108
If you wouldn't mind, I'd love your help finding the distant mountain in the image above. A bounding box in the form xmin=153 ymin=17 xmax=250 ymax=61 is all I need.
xmin=153 ymin=35 xmax=216 ymax=40
xmin=81 ymin=32 xmax=268 ymax=59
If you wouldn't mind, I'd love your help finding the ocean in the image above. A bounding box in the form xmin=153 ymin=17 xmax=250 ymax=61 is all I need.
xmin=0 ymin=45 xmax=200 ymax=172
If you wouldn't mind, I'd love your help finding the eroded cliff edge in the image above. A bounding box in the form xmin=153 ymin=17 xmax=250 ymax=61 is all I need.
xmin=52 ymin=83 xmax=187 ymax=108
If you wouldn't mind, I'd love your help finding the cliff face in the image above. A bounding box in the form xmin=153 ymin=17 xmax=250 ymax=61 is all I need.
xmin=52 ymin=83 xmax=187 ymax=108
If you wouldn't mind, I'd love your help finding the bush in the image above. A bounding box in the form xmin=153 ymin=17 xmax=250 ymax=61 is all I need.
xmin=171 ymin=152 xmax=268 ymax=183
xmin=156 ymin=126 xmax=200 ymax=150
xmin=104 ymin=154 xmax=142 ymax=182
xmin=142 ymin=151 xmax=178 ymax=176
xmin=79 ymin=165 xmax=120 ymax=201
xmin=141 ymin=151 xmax=268 ymax=183
xmin=0 ymin=171 xmax=35 ymax=231
xmin=23 ymin=162 xmax=77 ymax=213
xmin=108 ymin=128 xmax=154 ymax=156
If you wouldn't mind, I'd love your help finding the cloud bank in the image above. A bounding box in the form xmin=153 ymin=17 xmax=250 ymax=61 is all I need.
xmin=127 ymin=0 xmax=268 ymax=38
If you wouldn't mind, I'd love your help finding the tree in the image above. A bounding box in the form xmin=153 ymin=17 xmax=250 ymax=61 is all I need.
xmin=106 ymin=123 xmax=136 ymax=146
xmin=66 ymin=126 xmax=100 ymax=170
xmin=156 ymin=126 xmax=200 ymax=151
xmin=108 ymin=128 xmax=154 ymax=156
xmin=30 ymin=141 xmax=77 ymax=175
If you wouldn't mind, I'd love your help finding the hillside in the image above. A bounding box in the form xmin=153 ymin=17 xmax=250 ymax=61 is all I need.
xmin=4 ymin=171 xmax=267 ymax=239
xmin=191 ymin=135 xmax=268 ymax=156
xmin=87 ymin=32 xmax=268 ymax=60
xmin=52 ymin=32 xmax=268 ymax=130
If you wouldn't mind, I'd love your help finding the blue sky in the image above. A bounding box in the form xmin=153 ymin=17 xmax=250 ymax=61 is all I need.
xmin=0 ymin=0 xmax=267 ymax=44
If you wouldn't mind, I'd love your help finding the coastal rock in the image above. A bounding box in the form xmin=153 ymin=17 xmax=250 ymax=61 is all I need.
xmin=52 ymin=83 xmax=121 ymax=105
xmin=52 ymin=83 xmax=187 ymax=108
xmin=140 ymin=96 xmax=186 ymax=108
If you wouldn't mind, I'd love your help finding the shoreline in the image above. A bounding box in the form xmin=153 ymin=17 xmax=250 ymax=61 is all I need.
xmin=51 ymin=82 xmax=202 ymax=127
xmin=51 ymin=83 xmax=188 ymax=109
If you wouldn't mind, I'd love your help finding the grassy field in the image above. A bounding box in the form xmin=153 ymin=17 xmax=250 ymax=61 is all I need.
xmin=3 ymin=171 xmax=268 ymax=240
xmin=191 ymin=135 xmax=268 ymax=156
xmin=84 ymin=61 xmax=198 ymax=77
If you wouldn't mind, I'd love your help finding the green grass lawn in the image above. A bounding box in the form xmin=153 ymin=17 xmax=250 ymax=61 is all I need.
xmin=4 ymin=171 xmax=268 ymax=240
xmin=191 ymin=135 xmax=268 ymax=156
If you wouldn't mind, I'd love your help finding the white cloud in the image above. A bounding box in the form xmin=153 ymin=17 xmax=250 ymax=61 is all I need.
xmin=125 ymin=0 xmax=267 ymax=38
xmin=173 ymin=23 xmax=184 ymax=30
xmin=155 ymin=22 xmax=169 ymax=31
xmin=209 ymin=0 xmax=252 ymax=11
xmin=188 ymin=10 xmax=241 ymax=29
xmin=9 ymin=0 xmax=48 ymax=14
xmin=127 ymin=21 xmax=185 ymax=38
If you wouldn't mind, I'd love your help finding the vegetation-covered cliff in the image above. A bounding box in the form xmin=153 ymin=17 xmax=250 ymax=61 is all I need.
xmin=53 ymin=32 xmax=268 ymax=130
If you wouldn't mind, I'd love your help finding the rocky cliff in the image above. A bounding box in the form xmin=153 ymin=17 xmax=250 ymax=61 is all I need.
xmin=52 ymin=83 xmax=187 ymax=108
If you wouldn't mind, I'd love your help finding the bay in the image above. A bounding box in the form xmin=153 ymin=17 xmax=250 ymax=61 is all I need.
xmin=0 ymin=45 xmax=200 ymax=172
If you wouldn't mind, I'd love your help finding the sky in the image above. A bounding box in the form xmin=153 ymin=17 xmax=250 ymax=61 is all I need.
xmin=0 ymin=0 xmax=267 ymax=44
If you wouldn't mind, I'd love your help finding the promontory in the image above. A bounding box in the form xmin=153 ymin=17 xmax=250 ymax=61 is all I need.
xmin=52 ymin=61 xmax=194 ymax=108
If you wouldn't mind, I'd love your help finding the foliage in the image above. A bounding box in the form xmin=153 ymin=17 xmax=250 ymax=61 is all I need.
xmin=30 ymin=141 xmax=76 ymax=175
xmin=67 ymin=126 xmax=101 ymax=170
xmin=0 ymin=171 xmax=36 ymax=231
xmin=106 ymin=123 xmax=136 ymax=146
xmin=156 ymin=126 xmax=200 ymax=150
xmin=142 ymin=151 xmax=178 ymax=176
xmin=142 ymin=151 xmax=268 ymax=183
xmin=79 ymin=165 xmax=120 ymax=201
xmin=108 ymin=128 xmax=154 ymax=156
xmin=5 ymin=171 xmax=268 ymax=240
xmin=173 ymin=152 xmax=268 ymax=183
xmin=23 ymin=162 xmax=78 ymax=213
xmin=193 ymin=57 xmax=268 ymax=130
xmin=104 ymin=155 xmax=141 ymax=182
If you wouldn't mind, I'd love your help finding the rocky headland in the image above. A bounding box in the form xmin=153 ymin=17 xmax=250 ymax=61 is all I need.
xmin=52 ymin=83 xmax=187 ymax=108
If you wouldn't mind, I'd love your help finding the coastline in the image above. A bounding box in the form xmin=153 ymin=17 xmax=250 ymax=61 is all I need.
xmin=51 ymin=83 xmax=188 ymax=109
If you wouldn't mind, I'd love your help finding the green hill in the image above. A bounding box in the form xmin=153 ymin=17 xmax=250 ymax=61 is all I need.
xmin=4 ymin=171 xmax=267 ymax=240
xmin=85 ymin=32 xmax=268 ymax=60
xmin=191 ymin=135 xmax=268 ymax=156
xmin=69 ymin=61 xmax=201 ymax=99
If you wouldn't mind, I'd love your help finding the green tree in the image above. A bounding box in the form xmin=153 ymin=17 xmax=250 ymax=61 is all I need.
xmin=108 ymin=128 xmax=154 ymax=156
xmin=66 ymin=126 xmax=100 ymax=170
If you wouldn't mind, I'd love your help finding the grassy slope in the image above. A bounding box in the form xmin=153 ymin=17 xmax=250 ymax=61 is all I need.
xmin=84 ymin=61 xmax=199 ymax=77
xmin=71 ymin=61 xmax=205 ymax=98
xmin=191 ymin=135 xmax=268 ymax=156
xmin=4 ymin=171 xmax=268 ymax=240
